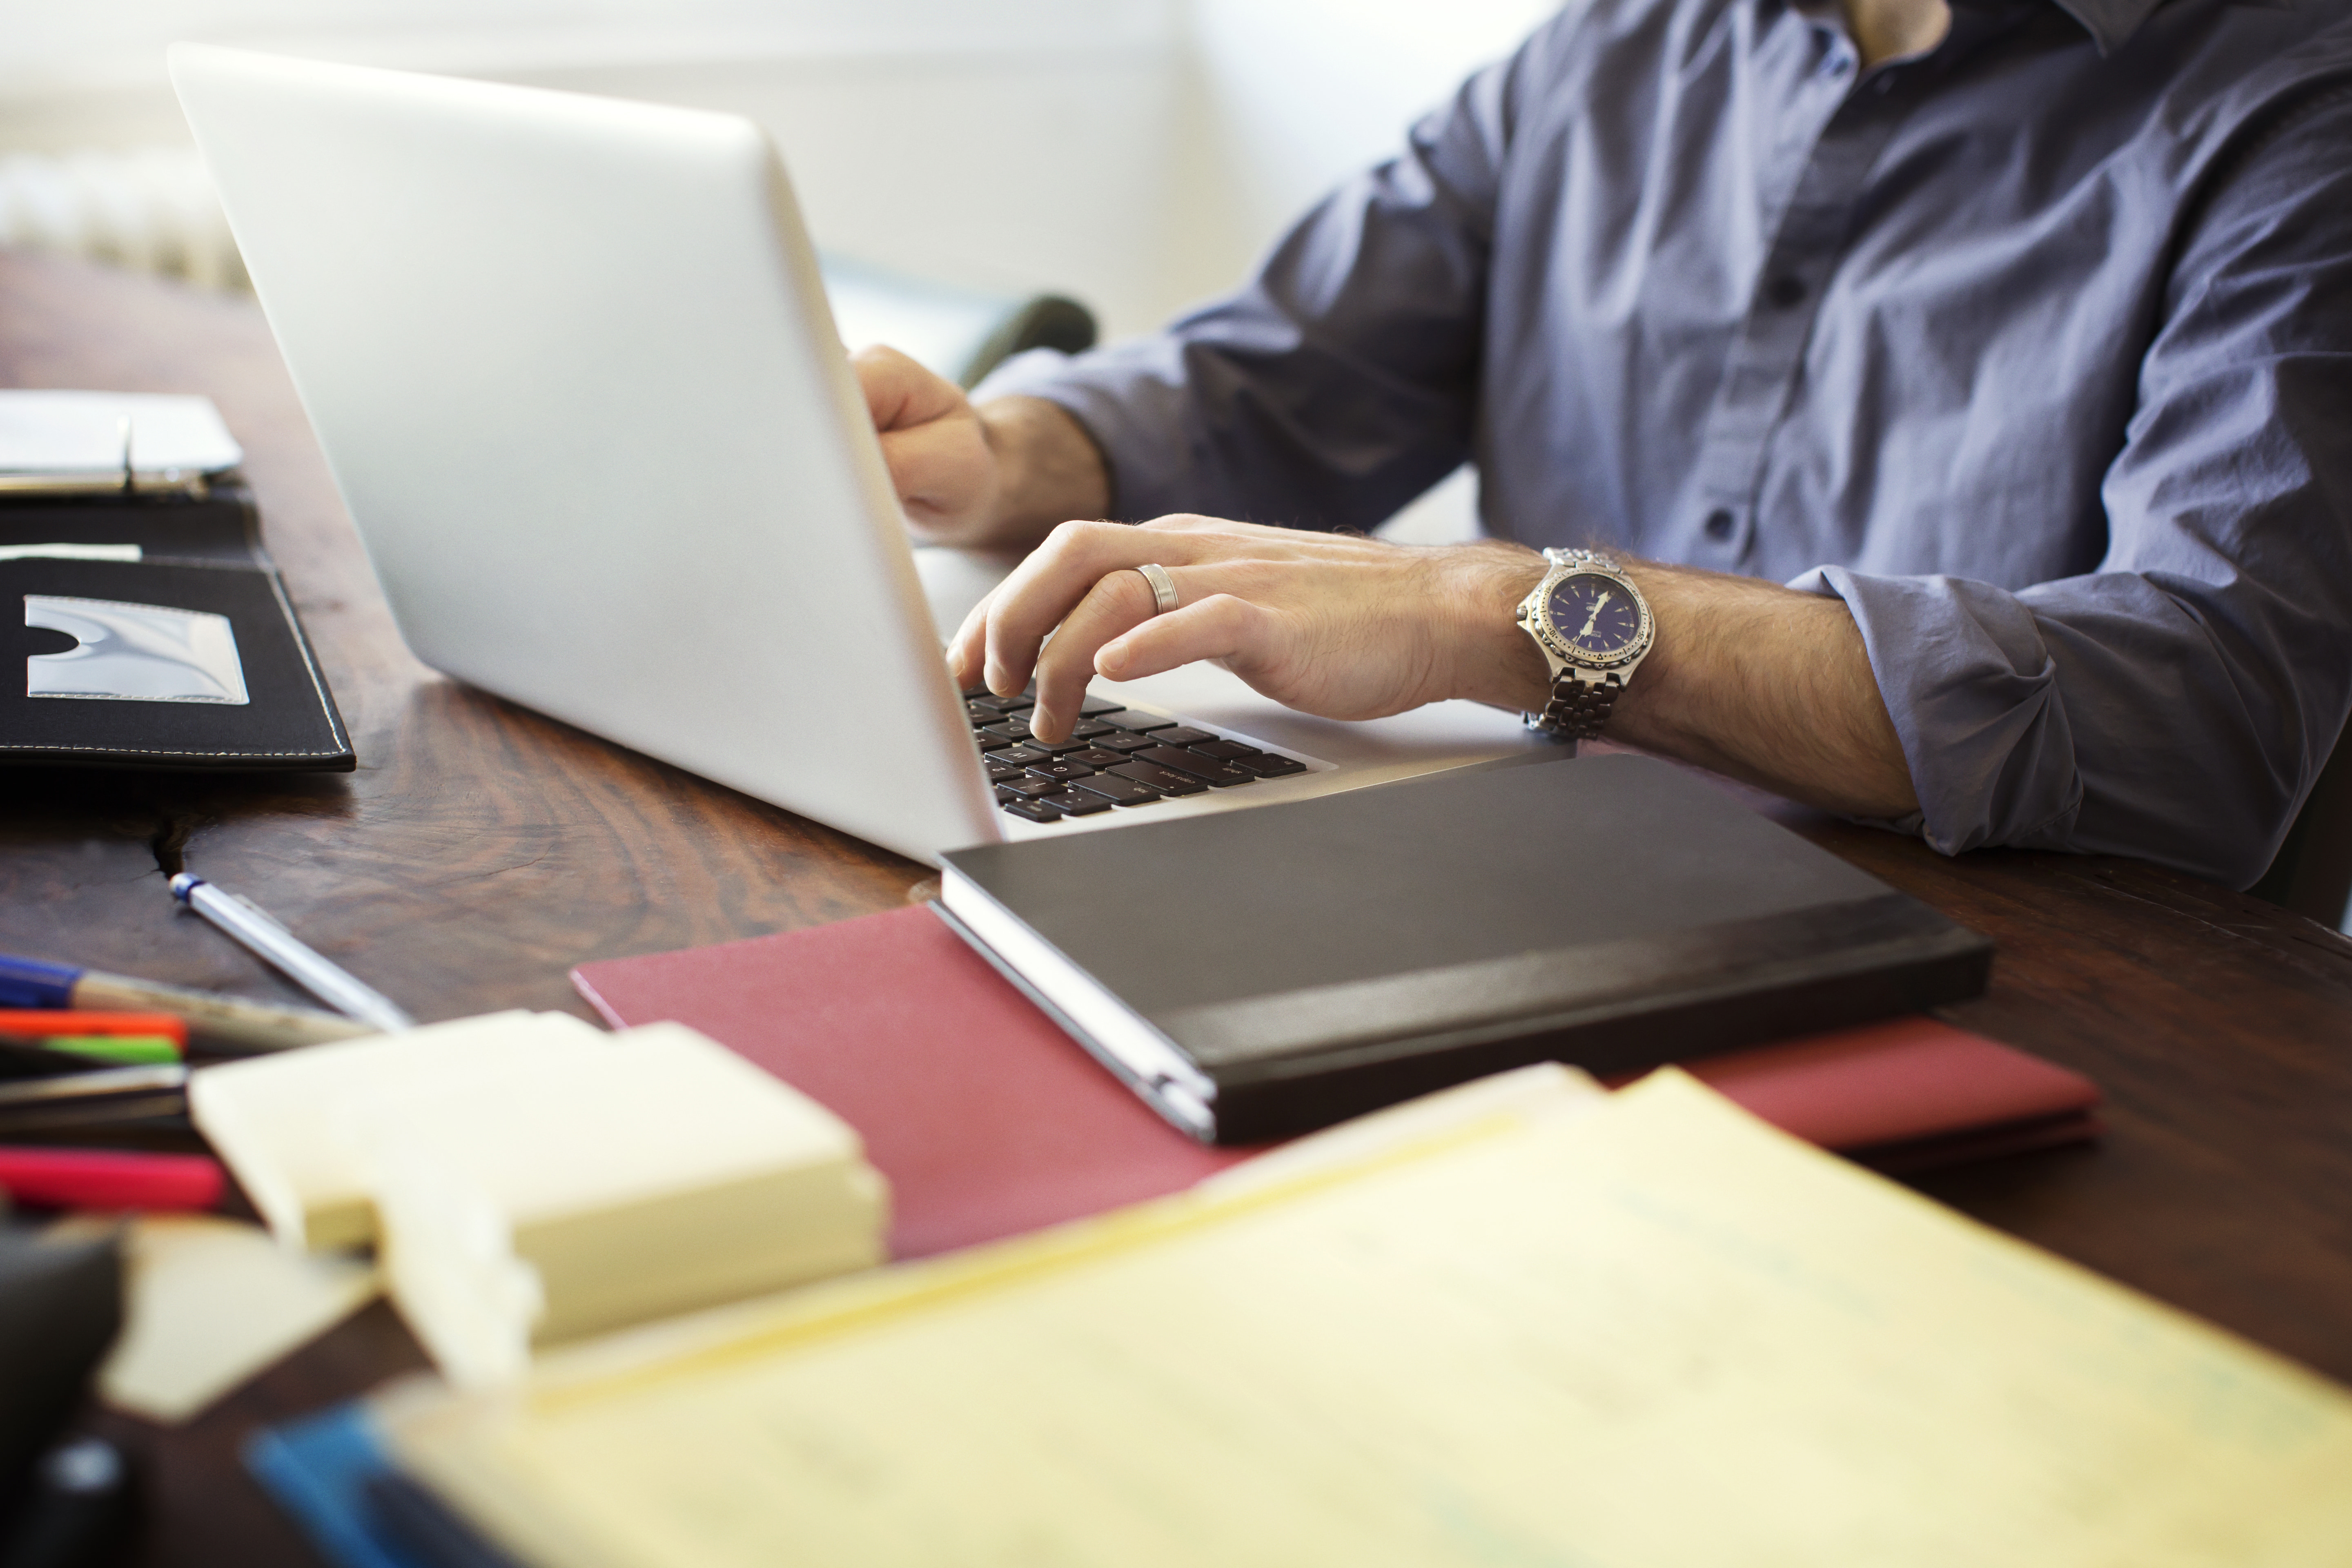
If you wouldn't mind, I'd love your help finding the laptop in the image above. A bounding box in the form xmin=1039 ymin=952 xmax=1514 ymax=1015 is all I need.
xmin=170 ymin=45 xmax=1548 ymax=866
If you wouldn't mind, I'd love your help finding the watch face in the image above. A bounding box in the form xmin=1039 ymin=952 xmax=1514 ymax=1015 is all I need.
xmin=1544 ymin=573 xmax=1644 ymax=662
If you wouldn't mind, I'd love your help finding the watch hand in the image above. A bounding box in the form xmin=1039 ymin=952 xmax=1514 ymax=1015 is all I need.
xmin=1575 ymin=590 xmax=1613 ymax=640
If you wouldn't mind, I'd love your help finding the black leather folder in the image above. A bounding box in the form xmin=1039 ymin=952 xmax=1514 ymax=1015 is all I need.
xmin=0 ymin=483 xmax=353 ymax=771
xmin=940 ymin=753 xmax=1994 ymax=1143
xmin=0 ymin=1220 xmax=121 ymax=1503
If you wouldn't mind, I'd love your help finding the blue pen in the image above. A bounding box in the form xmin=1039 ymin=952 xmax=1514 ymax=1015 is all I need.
xmin=0 ymin=953 xmax=371 ymax=1054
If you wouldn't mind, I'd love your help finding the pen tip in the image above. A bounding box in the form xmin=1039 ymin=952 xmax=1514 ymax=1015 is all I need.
xmin=168 ymin=873 xmax=200 ymax=900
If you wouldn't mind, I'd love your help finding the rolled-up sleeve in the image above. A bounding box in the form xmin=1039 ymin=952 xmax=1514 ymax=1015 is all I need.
xmin=976 ymin=27 xmax=1549 ymax=530
xmin=1795 ymin=91 xmax=2352 ymax=888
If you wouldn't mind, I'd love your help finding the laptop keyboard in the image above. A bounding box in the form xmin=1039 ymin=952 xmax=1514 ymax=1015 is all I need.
xmin=964 ymin=685 xmax=1309 ymax=824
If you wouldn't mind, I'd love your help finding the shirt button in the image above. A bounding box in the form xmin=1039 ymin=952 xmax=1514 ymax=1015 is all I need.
xmin=1872 ymin=71 xmax=1900 ymax=96
xmin=1766 ymin=275 xmax=1807 ymax=309
xmin=1703 ymin=509 xmax=1735 ymax=541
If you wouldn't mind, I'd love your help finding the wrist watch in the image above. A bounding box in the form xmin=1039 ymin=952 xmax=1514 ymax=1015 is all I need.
xmin=1514 ymin=547 xmax=1654 ymax=740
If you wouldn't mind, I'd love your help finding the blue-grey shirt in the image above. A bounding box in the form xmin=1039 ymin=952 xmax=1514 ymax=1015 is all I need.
xmin=981 ymin=0 xmax=2352 ymax=889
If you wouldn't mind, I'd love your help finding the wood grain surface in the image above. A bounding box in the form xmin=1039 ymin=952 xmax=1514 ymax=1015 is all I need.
xmin=6 ymin=252 xmax=2350 ymax=1568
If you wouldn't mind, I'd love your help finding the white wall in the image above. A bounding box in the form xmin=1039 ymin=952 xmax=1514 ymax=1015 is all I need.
xmin=508 ymin=49 xmax=1187 ymax=339
xmin=1176 ymin=0 xmax=1558 ymax=541
xmin=0 ymin=0 xmax=1555 ymax=333
xmin=1179 ymin=0 xmax=1557 ymax=297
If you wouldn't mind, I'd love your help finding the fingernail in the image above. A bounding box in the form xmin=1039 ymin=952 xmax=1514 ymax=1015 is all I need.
xmin=1031 ymin=706 xmax=1058 ymax=738
xmin=1098 ymin=643 xmax=1128 ymax=677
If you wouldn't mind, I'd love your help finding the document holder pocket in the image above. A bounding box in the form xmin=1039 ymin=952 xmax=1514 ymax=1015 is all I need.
xmin=0 ymin=485 xmax=353 ymax=771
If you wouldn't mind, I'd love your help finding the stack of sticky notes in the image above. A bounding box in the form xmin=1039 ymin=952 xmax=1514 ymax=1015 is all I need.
xmin=189 ymin=1013 xmax=888 ymax=1387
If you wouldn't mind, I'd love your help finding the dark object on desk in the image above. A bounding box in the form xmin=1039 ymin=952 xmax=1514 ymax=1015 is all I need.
xmin=2251 ymin=725 xmax=2352 ymax=928
xmin=817 ymin=252 xmax=1096 ymax=390
xmin=0 ymin=1066 xmax=188 ymax=1140
xmin=0 ymin=1223 xmax=122 ymax=1523
xmin=0 ymin=1042 xmax=90 ymax=1080
xmin=939 ymin=754 xmax=1995 ymax=1143
xmin=0 ymin=482 xmax=352 ymax=771
xmin=0 ymin=1437 xmax=137 ymax=1568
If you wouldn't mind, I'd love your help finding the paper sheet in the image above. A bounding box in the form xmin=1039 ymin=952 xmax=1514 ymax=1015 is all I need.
xmin=55 ymin=1214 xmax=378 ymax=1423
xmin=0 ymin=391 xmax=242 ymax=476
xmin=387 ymin=1071 xmax=2352 ymax=1568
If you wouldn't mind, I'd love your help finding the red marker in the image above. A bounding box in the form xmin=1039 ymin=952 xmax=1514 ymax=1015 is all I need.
xmin=0 ymin=1146 xmax=225 ymax=1211
xmin=0 ymin=1011 xmax=189 ymax=1050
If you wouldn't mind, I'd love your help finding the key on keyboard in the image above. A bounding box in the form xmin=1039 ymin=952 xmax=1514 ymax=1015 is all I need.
xmin=1096 ymin=709 xmax=1175 ymax=732
xmin=963 ymin=690 xmax=1306 ymax=822
xmin=1105 ymin=760 xmax=1211 ymax=797
xmin=1134 ymin=745 xmax=1257 ymax=787
xmin=1066 ymin=772 xmax=1165 ymax=806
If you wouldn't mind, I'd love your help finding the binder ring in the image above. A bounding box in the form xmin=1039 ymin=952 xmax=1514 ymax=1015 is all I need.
xmin=1132 ymin=563 xmax=1179 ymax=616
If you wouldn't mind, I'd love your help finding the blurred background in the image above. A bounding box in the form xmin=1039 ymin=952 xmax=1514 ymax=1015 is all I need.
xmin=0 ymin=0 xmax=1557 ymax=536
xmin=0 ymin=1 xmax=1550 ymax=335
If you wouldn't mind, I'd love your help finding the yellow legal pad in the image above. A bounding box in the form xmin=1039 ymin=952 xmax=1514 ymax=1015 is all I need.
xmin=380 ymin=1070 xmax=2352 ymax=1567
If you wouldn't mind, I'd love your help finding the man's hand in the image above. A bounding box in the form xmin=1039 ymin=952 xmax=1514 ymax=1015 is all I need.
xmin=849 ymin=345 xmax=1109 ymax=551
xmin=954 ymin=511 xmax=1923 ymax=822
xmin=948 ymin=514 xmax=1553 ymax=742
xmin=851 ymin=345 xmax=998 ymax=541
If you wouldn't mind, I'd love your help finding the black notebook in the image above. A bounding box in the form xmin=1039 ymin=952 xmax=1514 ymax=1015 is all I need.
xmin=938 ymin=753 xmax=1993 ymax=1143
xmin=0 ymin=483 xmax=353 ymax=771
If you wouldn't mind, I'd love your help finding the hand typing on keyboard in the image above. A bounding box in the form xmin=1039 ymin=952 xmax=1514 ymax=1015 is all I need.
xmin=853 ymin=341 xmax=1557 ymax=750
xmin=949 ymin=514 xmax=1555 ymax=746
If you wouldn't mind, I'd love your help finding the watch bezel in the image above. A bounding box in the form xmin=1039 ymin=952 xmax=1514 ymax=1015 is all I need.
xmin=1523 ymin=566 xmax=1654 ymax=673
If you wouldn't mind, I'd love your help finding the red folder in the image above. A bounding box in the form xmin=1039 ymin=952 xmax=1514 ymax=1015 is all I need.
xmin=574 ymin=906 xmax=2097 ymax=1260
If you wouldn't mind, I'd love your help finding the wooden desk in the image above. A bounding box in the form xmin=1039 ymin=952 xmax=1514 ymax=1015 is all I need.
xmin=6 ymin=252 xmax=2351 ymax=1567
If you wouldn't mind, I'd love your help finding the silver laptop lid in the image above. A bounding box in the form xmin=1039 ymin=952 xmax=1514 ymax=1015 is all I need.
xmin=170 ymin=44 xmax=997 ymax=864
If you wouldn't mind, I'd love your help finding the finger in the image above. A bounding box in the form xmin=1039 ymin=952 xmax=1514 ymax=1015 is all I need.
xmin=1095 ymin=592 xmax=1275 ymax=686
xmin=1027 ymin=570 xmax=1161 ymax=740
xmin=979 ymin=520 xmax=1221 ymax=696
xmin=946 ymin=587 xmax=998 ymax=692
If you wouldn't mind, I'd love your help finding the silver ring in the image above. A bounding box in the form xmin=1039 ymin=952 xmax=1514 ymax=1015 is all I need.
xmin=1133 ymin=562 xmax=1179 ymax=616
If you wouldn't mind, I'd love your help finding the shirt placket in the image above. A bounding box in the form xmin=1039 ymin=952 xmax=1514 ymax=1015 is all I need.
xmin=1688 ymin=32 xmax=1913 ymax=568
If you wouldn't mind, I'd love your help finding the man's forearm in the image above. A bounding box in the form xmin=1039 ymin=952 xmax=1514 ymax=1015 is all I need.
xmin=973 ymin=396 xmax=1112 ymax=550
xmin=1613 ymin=564 xmax=1920 ymax=819
xmin=1459 ymin=551 xmax=1920 ymax=819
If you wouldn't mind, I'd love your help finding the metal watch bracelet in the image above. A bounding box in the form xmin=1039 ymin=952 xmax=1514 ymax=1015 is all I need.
xmin=1527 ymin=670 xmax=1624 ymax=741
